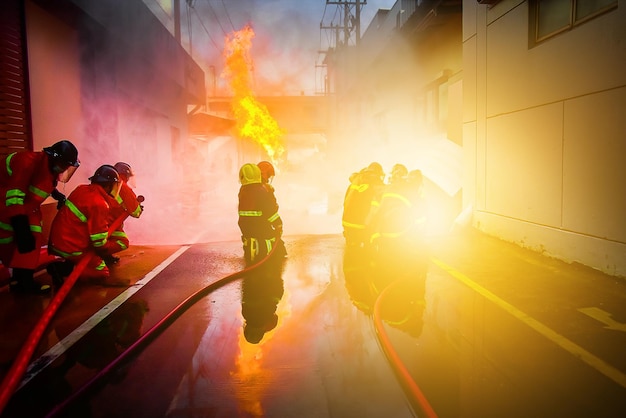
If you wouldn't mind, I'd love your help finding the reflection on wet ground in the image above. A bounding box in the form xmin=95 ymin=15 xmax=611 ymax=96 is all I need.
xmin=2 ymin=232 xmax=626 ymax=417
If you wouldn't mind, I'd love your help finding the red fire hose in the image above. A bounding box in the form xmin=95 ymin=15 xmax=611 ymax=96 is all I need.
xmin=0 ymin=211 xmax=131 ymax=413
xmin=45 ymin=238 xmax=280 ymax=417
xmin=373 ymin=278 xmax=438 ymax=418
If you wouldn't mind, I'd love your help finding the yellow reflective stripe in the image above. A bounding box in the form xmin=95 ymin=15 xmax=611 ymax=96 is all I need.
xmin=29 ymin=225 xmax=42 ymax=233
xmin=95 ymin=260 xmax=107 ymax=271
xmin=115 ymin=194 xmax=123 ymax=204
xmin=110 ymin=231 xmax=127 ymax=238
xmin=65 ymin=199 xmax=87 ymax=222
xmin=350 ymin=183 xmax=369 ymax=193
xmin=381 ymin=192 xmax=411 ymax=206
xmin=6 ymin=189 xmax=25 ymax=206
xmin=0 ymin=237 xmax=13 ymax=244
xmin=342 ymin=220 xmax=365 ymax=229
xmin=115 ymin=240 xmax=128 ymax=250
xmin=50 ymin=246 xmax=83 ymax=258
xmin=5 ymin=153 xmax=16 ymax=176
xmin=28 ymin=185 xmax=49 ymax=199
xmin=90 ymin=232 xmax=108 ymax=247
xmin=239 ymin=210 xmax=262 ymax=216
xmin=0 ymin=221 xmax=12 ymax=231
xmin=130 ymin=205 xmax=142 ymax=217
xmin=268 ymin=212 xmax=280 ymax=222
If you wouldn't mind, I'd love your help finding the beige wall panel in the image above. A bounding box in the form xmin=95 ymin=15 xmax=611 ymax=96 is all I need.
xmin=562 ymin=87 xmax=626 ymax=242
xmin=25 ymin=3 xmax=82 ymax=148
xmin=462 ymin=121 xmax=477 ymax=210
xmin=25 ymin=1 xmax=83 ymax=192
xmin=485 ymin=103 xmax=563 ymax=225
xmin=486 ymin=5 xmax=626 ymax=116
xmin=462 ymin=35 xmax=477 ymax=123
xmin=463 ymin=0 xmax=477 ymax=41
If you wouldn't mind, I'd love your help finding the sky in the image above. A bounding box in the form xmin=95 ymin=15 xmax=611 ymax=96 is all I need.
xmin=177 ymin=0 xmax=397 ymax=96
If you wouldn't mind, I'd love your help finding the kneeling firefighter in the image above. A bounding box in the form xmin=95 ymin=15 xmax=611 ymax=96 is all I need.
xmin=47 ymin=165 xmax=126 ymax=286
xmin=237 ymin=163 xmax=283 ymax=265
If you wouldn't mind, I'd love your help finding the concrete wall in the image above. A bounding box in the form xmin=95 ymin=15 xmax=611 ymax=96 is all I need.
xmin=463 ymin=0 xmax=626 ymax=277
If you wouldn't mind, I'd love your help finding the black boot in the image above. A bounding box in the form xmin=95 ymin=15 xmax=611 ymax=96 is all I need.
xmin=9 ymin=268 xmax=51 ymax=295
xmin=46 ymin=261 xmax=74 ymax=289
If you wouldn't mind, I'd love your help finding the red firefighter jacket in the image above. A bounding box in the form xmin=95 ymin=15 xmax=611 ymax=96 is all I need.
xmin=111 ymin=181 xmax=142 ymax=220
xmin=0 ymin=151 xmax=56 ymax=227
xmin=238 ymin=183 xmax=282 ymax=240
xmin=49 ymin=184 xmax=118 ymax=258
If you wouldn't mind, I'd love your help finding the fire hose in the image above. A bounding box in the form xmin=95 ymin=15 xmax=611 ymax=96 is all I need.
xmin=373 ymin=279 xmax=438 ymax=418
xmin=0 ymin=198 xmax=141 ymax=414
xmin=44 ymin=235 xmax=280 ymax=417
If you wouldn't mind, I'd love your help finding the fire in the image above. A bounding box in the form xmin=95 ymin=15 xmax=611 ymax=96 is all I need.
xmin=223 ymin=25 xmax=285 ymax=162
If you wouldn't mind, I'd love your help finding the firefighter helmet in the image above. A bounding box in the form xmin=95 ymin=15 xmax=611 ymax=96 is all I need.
xmin=407 ymin=169 xmax=423 ymax=185
xmin=390 ymin=163 xmax=408 ymax=184
xmin=367 ymin=162 xmax=384 ymax=177
xmin=44 ymin=140 xmax=80 ymax=169
xmin=257 ymin=161 xmax=275 ymax=184
xmin=114 ymin=162 xmax=133 ymax=182
xmin=239 ymin=163 xmax=261 ymax=185
xmin=89 ymin=164 xmax=120 ymax=185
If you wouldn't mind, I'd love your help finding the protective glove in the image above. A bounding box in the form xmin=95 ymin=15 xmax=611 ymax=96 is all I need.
xmin=51 ymin=188 xmax=66 ymax=210
xmin=10 ymin=215 xmax=36 ymax=253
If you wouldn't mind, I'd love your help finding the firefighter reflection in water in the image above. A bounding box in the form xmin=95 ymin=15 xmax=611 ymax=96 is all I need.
xmin=46 ymin=299 xmax=150 ymax=417
xmin=241 ymin=254 xmax=285 ymax=344
xmin=103 ymin=162 xmax=144 ymax=266
xmin=341 ymin=162 xmax=385 ymax=247
xmin=47 ymin=165 xmax=128 ymax=287
xmin=237 ymin=163 xmax=284 ymax=265
xmin=0 ymin=140 xmax=80 ymax=294
xmin=343 ymin=168 xmax=428 ymax=337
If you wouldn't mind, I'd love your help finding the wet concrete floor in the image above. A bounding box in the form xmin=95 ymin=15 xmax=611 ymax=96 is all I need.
xmin=1 ymin=230 xmax=626 ymax=417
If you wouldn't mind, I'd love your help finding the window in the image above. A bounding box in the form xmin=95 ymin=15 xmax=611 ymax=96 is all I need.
xmin=532 ymin=0 xmax=617 ymax=44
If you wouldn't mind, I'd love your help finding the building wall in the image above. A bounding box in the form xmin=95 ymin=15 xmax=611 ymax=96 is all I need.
xmin=463 ymin=0 xmax=626 ymax=277
xmin=24 ymin=0 xmax=205 ymax=195
xmin=25 ymin=1 xmax=84 ymax=192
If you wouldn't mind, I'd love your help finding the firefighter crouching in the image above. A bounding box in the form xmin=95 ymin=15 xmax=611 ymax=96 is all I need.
xmin=104 ymin=162 xmax=144 ymax=266
xmin=368 ymin=169 xmax=428 ymax=274
xmin=0 ymin=140 xmax=80 ymax=294
xmin=238 ymin=163 xmax=284 ymax=265
xmin=47 ymin=165 xmax=127 ymax=287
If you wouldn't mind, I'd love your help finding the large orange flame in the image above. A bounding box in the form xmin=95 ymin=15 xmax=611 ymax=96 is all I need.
xmin=223 ymin=25 xmax=285 ymax=162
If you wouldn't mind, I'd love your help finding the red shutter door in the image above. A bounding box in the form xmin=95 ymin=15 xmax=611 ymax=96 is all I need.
xmin=0 ymin=0 xmax=33 ymax=156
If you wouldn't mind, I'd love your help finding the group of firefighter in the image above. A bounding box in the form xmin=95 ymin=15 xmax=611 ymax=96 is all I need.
xmin=342 ymin=162 xmax=428 ymax=266
xmin=0 ymin=140 xmax=143 ymax=295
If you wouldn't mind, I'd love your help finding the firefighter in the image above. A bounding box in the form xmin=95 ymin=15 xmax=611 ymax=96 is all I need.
xmin=257 ymin=160 xmax=287 ymax=256
xmin=238 ymin=163 xmax=283 ymax=265
xmin=341 ymin=162 xmax=385 ymax=247
xmin=388 ymin=163 xmax=408 ymax=185
xmin=257 ymin=160 xmax=276 ymax=192
xmin=103 ymin=162 xmax=144 ymax=265
xmin=47 ymin=165 xmax=125 ymax=287
xmin=368 ymin=169 xmax=428 ymax=272
xmin=0 ymin=140 xmax=80 ymax=294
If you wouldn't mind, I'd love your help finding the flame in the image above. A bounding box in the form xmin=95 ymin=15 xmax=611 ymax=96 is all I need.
xmin=223 ymin=25 xmax=285 ymax=162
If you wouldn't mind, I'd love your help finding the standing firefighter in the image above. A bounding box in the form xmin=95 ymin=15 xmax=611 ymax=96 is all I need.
xmin=0 ymin=140 xmax=79 ymax=294
xmin=104 ymin=162 xmax=144 ymax=265
xmin=47 ymin=165 xmax=126 ymax=286
xmin=341 ymin=162 xmax=385 ymax=247
xmin=238 ymin=163 xmax=283 ymax=265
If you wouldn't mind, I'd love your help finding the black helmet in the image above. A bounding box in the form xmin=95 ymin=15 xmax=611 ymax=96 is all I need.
xmin=89 ymin=164 xmax=120 ymax=185
xmin=43 ymin=140 xmax=79 ymax=168
xmin=113 ymin=162 xmax=133 ymax=182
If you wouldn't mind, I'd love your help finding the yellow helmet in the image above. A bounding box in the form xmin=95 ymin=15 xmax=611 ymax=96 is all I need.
xmin=239 ymin=163 xmax=262 ymax=185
